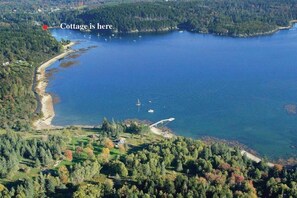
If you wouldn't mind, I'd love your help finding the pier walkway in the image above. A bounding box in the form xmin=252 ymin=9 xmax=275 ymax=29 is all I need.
xmin=150 ymin=118 xmax=175 ymax=128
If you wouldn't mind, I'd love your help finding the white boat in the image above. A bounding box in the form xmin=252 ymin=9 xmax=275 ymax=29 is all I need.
xmin=136 ymin=99 xmax=141 ymax=106
xmin=148 ymin=109 xmax=154 ymax=113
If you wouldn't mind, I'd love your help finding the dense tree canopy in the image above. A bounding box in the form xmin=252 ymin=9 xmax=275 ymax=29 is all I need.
xmin=59 ymin=0 xmax=297 ymax=36
xmin=0 ymin=25 xmax=62 ymax=130
xmin=0 ymin=125 xmax=297 ymax=197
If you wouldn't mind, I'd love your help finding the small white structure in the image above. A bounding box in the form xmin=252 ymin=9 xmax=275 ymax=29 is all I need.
xmin=118 ymin=138 xmax=126 ymax=144
xmin=2 ymin=62 xmax=10 ymax=66
xmin=114 ymin=138 xmax=126 ymax=147
xmin=136 ymin=99 xmax=141 ymax=106
xmin=148 ymin=109 xmax=154 ymax=113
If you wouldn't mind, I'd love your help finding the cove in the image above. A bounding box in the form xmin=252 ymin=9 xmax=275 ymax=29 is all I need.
xmin=48 ymin=25 xmax=297 ymax=159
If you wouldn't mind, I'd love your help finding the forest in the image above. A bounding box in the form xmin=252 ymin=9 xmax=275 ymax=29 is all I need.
xmin=0 ymin=0 xmax=155 ymax=14
xmin=0 ymin=24 xmax=62 ymax=130
xmin=0 ymin=120 xmax=297 ymax=197
xmin=56 ymin=0 xmax=297 ymax=36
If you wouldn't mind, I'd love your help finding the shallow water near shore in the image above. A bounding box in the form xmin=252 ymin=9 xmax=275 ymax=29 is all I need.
xmin=48 ymin=25 xmax=297 ymax=159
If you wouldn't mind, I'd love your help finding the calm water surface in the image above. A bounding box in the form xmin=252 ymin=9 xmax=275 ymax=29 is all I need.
xmin=49 ymin=25 xmax=297 ymax=159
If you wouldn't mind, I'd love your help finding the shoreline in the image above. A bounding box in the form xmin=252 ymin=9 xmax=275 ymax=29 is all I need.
xmin=33 ymin=42 xmax=75 ymax=130
xmin=92 ymin=20 xmax=297 ymax=37
xmin=241 ymin=150 xmax=274 ymax=167
xmin=32 ymin=25 xmax=296 ymax=164
xmin=150 ymin=127 xmax=274 ymax=167
xmin=236 ymin=20 xmax=297 ymax=38
xmin=278 ymin=20 xmax=297 ymax=30
xmin=150 ymin=126 xmax=175 ymax=139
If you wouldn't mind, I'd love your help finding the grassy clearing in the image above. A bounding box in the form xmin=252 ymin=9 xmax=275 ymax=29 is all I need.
xmin=1 ymin=127 xmax=164 ymax=185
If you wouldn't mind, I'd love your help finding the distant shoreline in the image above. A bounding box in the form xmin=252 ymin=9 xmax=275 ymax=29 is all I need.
xmin=235 ymin=20 xmax=297 ymax=37
xmin=50 ymin=19 xmax=297 ymax=39
xmin=32 ymin=25 xmax=296 ymax=164
xmin=263 ymin=20 xmax=297 ymax=36
xmin=33 ymin=42 xmax=75 ymax=130
xmin=112 ymin=20 xmax=297 ymax=37
xmin=278 ymin=20 xmax=297 ymax=30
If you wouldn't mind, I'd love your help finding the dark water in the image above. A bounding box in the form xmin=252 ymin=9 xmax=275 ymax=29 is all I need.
xmin=49 ymin=25 xmax=297 ymax=159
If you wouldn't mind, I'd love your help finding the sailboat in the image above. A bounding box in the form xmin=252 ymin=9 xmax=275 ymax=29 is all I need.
xmin=136 ymin=99 xmax=141 ymax=106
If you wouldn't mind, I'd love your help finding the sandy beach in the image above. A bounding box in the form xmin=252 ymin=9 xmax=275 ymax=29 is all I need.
xmin=150 ymin=126 xmax=175 ymax=138
xmin=241 ymin=150 xmax=274 ymax=167
xmin=33 ymin=42 xmax=75 ymax=130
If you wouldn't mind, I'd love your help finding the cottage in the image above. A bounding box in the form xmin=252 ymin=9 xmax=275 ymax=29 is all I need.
xmin=114 ymin=138 xmax=126 ymax=147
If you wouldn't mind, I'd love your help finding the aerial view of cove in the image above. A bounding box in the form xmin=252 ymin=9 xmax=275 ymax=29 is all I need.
xmin=48 ymin=25 xmax=297 ymax=159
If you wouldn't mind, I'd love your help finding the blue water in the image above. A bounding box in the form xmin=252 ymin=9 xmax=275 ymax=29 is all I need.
xmin=49 ymin=26 xmax=297 ymax=159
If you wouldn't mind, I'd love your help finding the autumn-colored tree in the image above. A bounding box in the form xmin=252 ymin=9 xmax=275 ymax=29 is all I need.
xmin=118 ymin=144 xmax=126 ymax=153
xmin=84 ymin=147 xmax=94 ymax=157
xmin=246 ymin=180 xmax=257 ymax=198
xmin=101 ymin=148 xmax=110 ymax=161
xmin=274 ymin=164 xmax=283 ymax=172
xmin=0 ymin=184 xmax=7 ymax=192
xmin=205 ymin=172 xmax=226 ymax=185
xmin=234 ymin=173 xmax=245 ymax=184
xmin=86 ymin=142 xmax=94 ymax=150
xmin=76 ymin=146 xmax=83 ymax=155
xmin=104 ymin=138 xmax=114 ymax=149
xmin=58 ymin=165 xmax=69 ymax=184
xmin=219 ymin=162 xmax=231 ymax=171
xmin=64 ymin=150 xmax=73 ymax=161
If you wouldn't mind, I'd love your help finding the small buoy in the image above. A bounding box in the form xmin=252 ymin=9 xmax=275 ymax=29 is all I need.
xmin=148 ymin=109 xmax=154 ymax=113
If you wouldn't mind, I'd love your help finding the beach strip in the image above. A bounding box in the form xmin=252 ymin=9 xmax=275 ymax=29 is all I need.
xmin=33 ymin=42 xmax=75 ymax=130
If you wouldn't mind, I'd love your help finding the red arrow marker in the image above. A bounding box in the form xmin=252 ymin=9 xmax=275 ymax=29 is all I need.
xmin=42 ymin=24 xmax=49 ymax=31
